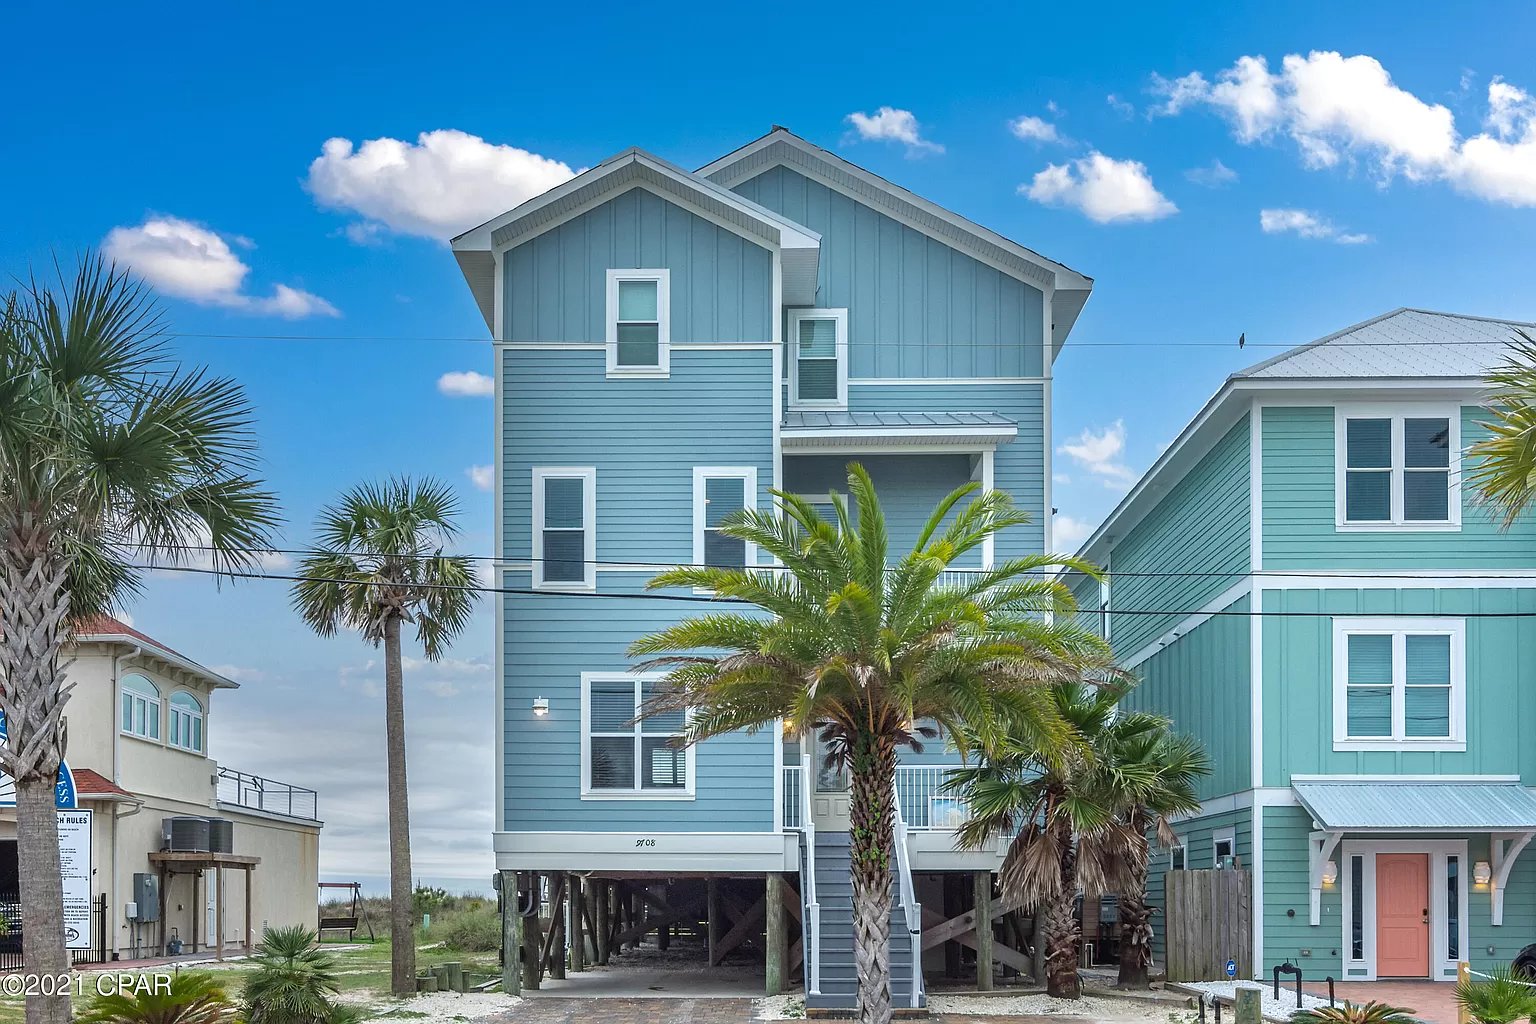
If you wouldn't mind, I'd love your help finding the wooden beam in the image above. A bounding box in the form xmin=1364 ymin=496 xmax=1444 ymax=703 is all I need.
xmin=707 ymin=879 xmax=721 ymax=966
xmin=765 ymin=874 xmax=786 ymax=996
xmin=920 ymin=904 xmax=1031 ymax=973
xmin=594 ymin=881 xmax=610 ymax=965
xmin=921 ymin=890 xmax=1026 ymax=948
xmin=521 ymin=873 xmax=543 ymax=991
xmin=544 ymin=875 xmax=567 ymax=980
xmin=500 ymin=872 xmax=522 ymax=996
xmin=609 ymin=902 xmax=699 ymax=949
xmin=973 ymin=871 xmax=993 ymax=991
xmin=710 ymin=893 xmax=765 ymax=967
xmin=568 ymin=875 xmax=585 ymax=972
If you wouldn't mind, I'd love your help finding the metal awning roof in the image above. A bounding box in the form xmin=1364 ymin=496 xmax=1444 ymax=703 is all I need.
xmin=780 ymin=411 xmax=1017 ymax=450
xmin=1293 ymin=781 xmax=1536 ymax=832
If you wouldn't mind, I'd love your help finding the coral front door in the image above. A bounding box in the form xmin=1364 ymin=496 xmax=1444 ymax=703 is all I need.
xmin=1376 ymin=854 xmax=1430 ymax=977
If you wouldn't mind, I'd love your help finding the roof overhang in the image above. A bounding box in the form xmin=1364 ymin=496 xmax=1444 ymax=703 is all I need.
xmin=72 ymin=630 xmax=238 ymax=689
xmin=781 ymin=411 xmax=1017 ymax=452
xmin=699 ymin=129 xmax=1094 ymax=356
xmin=452 ymin=147 xmax=822 ymax=331
xmin=1294 ymin=780 xmax=1536 ymax=832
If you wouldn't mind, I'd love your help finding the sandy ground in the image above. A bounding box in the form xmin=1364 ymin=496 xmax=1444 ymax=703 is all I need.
xmin=340 ymin=989 xmax=524 ymax=1023
xmin=755 ymin=991 xmax=1199 ymax=1021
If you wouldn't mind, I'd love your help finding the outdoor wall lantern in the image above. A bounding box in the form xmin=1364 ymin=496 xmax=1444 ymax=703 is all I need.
xmin=1321 ymin=860 xmax=1338 ymax=886
xmin=533 ymin=696 xmax=550 ymax=717
xmin=1475 ymin=861 xmax=1493 ymax=886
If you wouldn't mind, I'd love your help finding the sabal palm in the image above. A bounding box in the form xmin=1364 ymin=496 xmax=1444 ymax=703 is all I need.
xmin=946 ymin=681 xmax=1134 ymax=999
xmin=0 ymin=258 xmax=279 ymax=1024
xmin=1469 ymin=330 xmax=1536 ymax=528
xmin=242 ymin=926 xmax=345 ymax=1024
xmin=291 ymin=478 xmax=476 ymax=997
xmin=630 ymin=464 xmax=1115 ymax=1024
xmin=76 ymin=971 xmax=235 ymax=1024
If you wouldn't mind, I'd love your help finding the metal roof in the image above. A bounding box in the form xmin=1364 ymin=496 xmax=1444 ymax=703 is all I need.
xmin=1293 ymin=781 xmax=1536 ymax=832
xmin=1238 ymin=308 xmax=1536 ymax=380
xmin=780 ymin=410 xmax=1018 ymax=451
xmin=783 ymin=411 xmax=1014 ymax=430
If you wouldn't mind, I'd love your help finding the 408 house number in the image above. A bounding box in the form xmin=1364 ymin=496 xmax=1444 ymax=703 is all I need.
xmin=634 ymin=838 xmax=656 ymax=848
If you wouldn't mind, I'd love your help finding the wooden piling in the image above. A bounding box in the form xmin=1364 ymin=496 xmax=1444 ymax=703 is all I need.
xmin=595 ymin=881 xmax=610 ymax=965
xmin=569 ymin=875 xmax=586 ymax=972
xmin=500 ymin=871 xmax=522 ymax=995
xmin=973 ymin=871 xmax=994 ymax=991
xmin=707 ymin=878 xmax=721 ymax=965
xmin=521 ymin=873 xmax=543 ymax=991
xmin=765 ymin=874 xmax=786 ymax=995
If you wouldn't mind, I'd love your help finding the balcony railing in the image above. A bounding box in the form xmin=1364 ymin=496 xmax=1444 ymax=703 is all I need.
xmin=780 ymin=763 xmax=966 ymax=831
xmin=217 ymin=766 xmax=319 ymax=821
xmin=751 ymin=566 xmax=991 ymax=590
xmin=782 ymin=765 xmax=803 ymax=829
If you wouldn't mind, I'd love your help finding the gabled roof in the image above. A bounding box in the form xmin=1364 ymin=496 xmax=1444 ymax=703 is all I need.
xmin=73 ymin=615 xmax=238 ymax=689
xmin=1237 ymin=308 xmax=1536 ymax=380
xmin=698 ymin=127 xmax=1095 ymax=355
xmin=72 ymin=768 xmax=137 ymax=802
xmin=451 ymin=147 xmax=823 ymax=330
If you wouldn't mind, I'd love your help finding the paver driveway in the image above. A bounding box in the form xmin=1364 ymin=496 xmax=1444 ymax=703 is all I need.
xmin=486 ymin=997 xmax=755 ymax=1023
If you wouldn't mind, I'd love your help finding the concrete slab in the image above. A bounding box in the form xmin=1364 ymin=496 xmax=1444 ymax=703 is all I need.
xmin=524 ymin=940 xmax=772 ymax=999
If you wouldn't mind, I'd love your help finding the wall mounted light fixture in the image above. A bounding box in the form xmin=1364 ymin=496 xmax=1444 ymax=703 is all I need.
xmin=1475 ymin=861 xmax=1493 ymax=886
xmin=532 ymin=696 xmax=550 ymax=717
xmin=1321 ymin=860 xmax=1338 ymax=886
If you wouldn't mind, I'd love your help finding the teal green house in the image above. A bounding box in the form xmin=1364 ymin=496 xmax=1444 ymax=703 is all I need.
xmin=450 ymin=128 xmax=1094 ymax=1006
xmin=1074 ymin=309 xmax=1536 ymax=983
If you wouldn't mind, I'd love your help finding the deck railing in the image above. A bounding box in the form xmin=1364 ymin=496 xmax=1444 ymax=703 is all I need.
xmin=217 ymin=766 xmax=319 ymax=821
xmin=750 ymin=566 xmax=990 ymax=590
xmin=782 ymin=765 xmax=803 ymax=829
xmin=782 ymin=763 xmax=966 ymax=831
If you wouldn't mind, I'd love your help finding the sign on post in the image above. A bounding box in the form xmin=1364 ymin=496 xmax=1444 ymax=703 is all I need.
xmin=1226 ymin=958 xmax=1238 ymax=978
xmin=58 ymin=809 xmax=93 ymax=950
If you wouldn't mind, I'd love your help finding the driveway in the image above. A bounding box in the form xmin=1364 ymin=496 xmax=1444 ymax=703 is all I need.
xmin=486 ymin=998 xmax=754 ymax=1023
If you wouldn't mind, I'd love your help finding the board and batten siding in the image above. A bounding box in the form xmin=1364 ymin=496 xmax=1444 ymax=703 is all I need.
xmin=502 ymin=187 xmax=773 ymax=344
xmin=1121 ymin=600 xmax=1252 ymax=800
xmin=501 ymin=348 xmax=774 ymax=564
xmin=1260 ymin=804 xmax=1339 ymax=976
xmin=1259 ymin=586 xmax=1536 ymax=786
xmin=730 ymin=166 xmax=1046 ymax=379
xmin=1260 ymin=405 xmax=1536 ymax=569
xmin=1108 ymin=418 xmax=1251 ymax=659
xmin=1145 ymin=806 xmax=1253 ymax=969
xmin=501 ymin=593 xmax=775 ymax=832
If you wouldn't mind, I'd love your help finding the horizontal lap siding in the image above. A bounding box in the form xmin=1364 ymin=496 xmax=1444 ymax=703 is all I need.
xmin=501 ymin=348 xmax=775 ymax=563
xmin=1261 ymin=406 xmax=1536 ymax=569
xmin=1260 ymin=587 xmax=1536 ymax=785
xmin=731 ymin=166 xmax=1045 ymax=379
xmin=504 ymin=187 xmax=772 ymax=343
xmin=1111 ymin=419 xmax=1251 ymax=659
xmin=1147 ymin=806 xmax=1254 ymax=969
xmin=502 ymin=593 xmax=775 ymax=832
xmin=1123 ymin=600 xmax=1252 ymax=800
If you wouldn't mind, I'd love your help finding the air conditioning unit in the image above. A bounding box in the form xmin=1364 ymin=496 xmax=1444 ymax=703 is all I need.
xmin=161 ymin=816 xmax=210 ymax=852
xmin=207 ymin=817 xmax=234 ymax=853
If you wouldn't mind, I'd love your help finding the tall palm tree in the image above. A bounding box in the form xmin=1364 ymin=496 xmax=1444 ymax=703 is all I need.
xmin=291 ymin=479 xmax=477 ymax=997
xmin=1469 ymin=331 xmax=1536 ymax=527
xmin=946 ymin=681 xmax=1134 ymax=999
xmin=629 ymin=464 xmax=1115 ymax=1024
xmin=0 ymin=258 xmax=279 ymax=1024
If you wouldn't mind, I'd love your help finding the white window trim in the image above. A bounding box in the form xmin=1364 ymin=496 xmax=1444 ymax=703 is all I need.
xmin=692 ymin=467 xmax=759 ymax=587
xmin=121 ymin=675 xmax=161 ymax=742
xmin=788 ymin=307 xmax=849 ymax=410
xmin=1332 ymin=616 xmax=1466 ymax=751
xmin=1334 ymin=404 xmax=1461 ymax=531
xmin=1340 ymin=839 xmax=1469 ymax=982
xmin=532 ymin=467 xmax=597 ymax=591
xmin=605 ymin=269 xmax=670 ymax=378
xmin=1213 ymin=827 xmax=1236 ymax=866
xmin=1170 ymin=835 xmax=1188 ymax=870
xmin=167 ymin=691 xmax=205 ymax=754
xmin=579 ymin=672 xmax=696 ymax=800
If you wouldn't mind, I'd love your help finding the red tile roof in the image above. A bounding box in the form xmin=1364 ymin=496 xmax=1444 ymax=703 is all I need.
xmin=71 ymin=768 xmax=136 ymax=800
xmin=72 ymin=615 xmax=190 ymax=661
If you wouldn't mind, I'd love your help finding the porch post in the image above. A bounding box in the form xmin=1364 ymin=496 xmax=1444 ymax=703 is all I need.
xmin=500 ymin=870 xmax=522 ymax=995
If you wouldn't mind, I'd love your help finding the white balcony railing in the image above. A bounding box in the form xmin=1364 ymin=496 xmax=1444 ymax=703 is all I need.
xmin=217 ymin=766 xmax=319 ymax=821
xmin=782 ymin=765 xmax=803 ymax=829
xmin=751 ymin=566 xmax=991 ymax=591
xmin=781 ymin=763 xmax=966 ymax=832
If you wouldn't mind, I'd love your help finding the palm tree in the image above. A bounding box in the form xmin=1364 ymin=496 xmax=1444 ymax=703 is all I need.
xmin=946 ymin=681 xmax=1134 ymax=999
xmin=1468 ymin=331 xmax=1536 ymax=528
xmin=0 ymin=258 xmax=279 ymax=1024
xmin=242 ymin=925 xmax=351 ymax=1024
xmin=291 ymin=479 xmax=477 ymax=997
xmin=76 ymin=971 xmax=235 ymax=1024
xmin=629 ymin=464 xmax=1115 ymax=1024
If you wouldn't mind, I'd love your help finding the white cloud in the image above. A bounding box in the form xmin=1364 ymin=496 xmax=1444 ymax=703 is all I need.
xmin=1058 ymin=420 xmax=1138 ymax=489
xmin=1053 ymin=514 xmax=1094 ymax=550
xmin=1009 ymin=115 xmax=1061 ymax=144
xmin=1052 ymin=473 xmax=1072 ymax=485
xmin=1106 ymin=94 xmax=1137 ymax=118
xmin=1023 ymin=153 xmax=1177 ymax=223
xmin=844 ymin=107 xmax=944 ymax=155
xmin=403 ymin=655 xmax=491 ymax=677
xmin=307 ymin=129 xmax=577 ymax=241
xmin=1153 ymin=52 xmax=1536 ymax=206
xmin=142 ymin=521 xmax=291 ymax=574
xmin=437 ymin=370 xmax=494 ymax=397
xmin=1259 ymin=208 xmax=1373 ymax=244
xmin=466 ymin=465 xmax=494 ymax=492
xmin=209 ymin=664 xmax=267 ymax=684
xmin=1185 ymin=159 xmax=1239 ymax=188
xmin=103 ymin=216 xmax=338 ymax=318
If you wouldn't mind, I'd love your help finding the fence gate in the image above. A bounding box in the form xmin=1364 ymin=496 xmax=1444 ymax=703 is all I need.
xmin=1164 ymin=868 xmax=1251 ymax=982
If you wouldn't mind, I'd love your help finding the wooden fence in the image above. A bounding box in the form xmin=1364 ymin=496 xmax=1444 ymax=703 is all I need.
xmin=1164 ymin=869 xmax=1251 ymax=982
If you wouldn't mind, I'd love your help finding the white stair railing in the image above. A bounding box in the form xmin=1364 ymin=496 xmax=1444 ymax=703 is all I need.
xmin=891 ymin=782 xmax=924 ymax=1008
xmin=800 ymin=747 xmax=821 ymax=995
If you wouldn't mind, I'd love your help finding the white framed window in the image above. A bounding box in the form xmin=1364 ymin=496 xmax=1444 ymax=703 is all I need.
xmin=693 ymin=467 xmax=758 ymax=571
xmin=1213 ymin=827 xmax=1235 ymax=867
xmin=168 ymin=692 xmax=204 ymax=753
xmin=580 ymin=673 xmax=694 ymax=799
xmin=532 ymin=467 xmax=596 ymax=590
xmin=1332 ymin=617 xmax=1466 ymax=751
xmin=605 ymin=269 xmax=670 ymax=377
xmin=789 ymin=308 xmax=848 ymax=409
xmin=121 ymin=674 xmax=161 ymax=741
xmin=1335 ymin=405 xmax=1460 ymax=529
xmin=1170 ymin=836 xmax=1188 ymax=871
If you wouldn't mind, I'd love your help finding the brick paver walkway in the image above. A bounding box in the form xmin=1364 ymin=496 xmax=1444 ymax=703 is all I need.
xmin=1306 ymin=981 xmax=1458 ymax=1024
xmin=486 ymin=997 xmax=755 ymax=1023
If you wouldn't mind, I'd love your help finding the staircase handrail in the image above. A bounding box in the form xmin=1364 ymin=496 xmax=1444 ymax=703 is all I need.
xmin=801 ymin=745 xmax=821 ymax=995
xmin=891 ymin=781 xmax=924 ymax=1008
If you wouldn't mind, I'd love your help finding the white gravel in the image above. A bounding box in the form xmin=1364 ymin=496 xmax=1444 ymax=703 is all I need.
xmin=755 ymin=991 xmax=1195 ymax=1021
xmin=341 ymin=989 xmax=522 ymax=1023
xmin=1178 ymin=982 xmax=1327 ymax=1022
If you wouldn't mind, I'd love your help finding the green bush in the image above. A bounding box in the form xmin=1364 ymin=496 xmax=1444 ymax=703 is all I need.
xmin=77 ymin=971 xmax=234 ymax=1024
xmin=1292 ymin=1002 xmax=1417 ymax=1024
xmin=439 ymin=907 xmax=501 ymax=953
xmin=1456 ymin=965 xmax=1536 ymax=1024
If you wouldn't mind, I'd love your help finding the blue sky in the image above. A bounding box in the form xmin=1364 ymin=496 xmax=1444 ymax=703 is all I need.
xmin=4 ymin=0 xmax=1536 ymax=889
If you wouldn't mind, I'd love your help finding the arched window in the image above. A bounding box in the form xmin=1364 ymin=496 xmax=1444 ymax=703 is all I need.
xmin=121 ymin=675 xmax=160 ymax=741
xmin=169 ymin=692 xmax=204 ymax=753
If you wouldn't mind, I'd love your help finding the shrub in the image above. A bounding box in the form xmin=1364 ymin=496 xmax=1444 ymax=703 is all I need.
xmin=439 ymin=906 xmax=501 ymax=953
xmin=1292 ymin=1002 xmax=1418 ymax=1024
xmin=77 ymin=971 xmax=234 ymax=1024
xmin=1456 ymin=965 xmax=1536 ymax=1024
xmin=244 ymin=925 xmax=348 ymax=1024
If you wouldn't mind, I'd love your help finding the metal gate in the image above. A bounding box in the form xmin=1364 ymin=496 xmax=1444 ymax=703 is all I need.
xmin=0 ymin=893 xmax=110 ymax=970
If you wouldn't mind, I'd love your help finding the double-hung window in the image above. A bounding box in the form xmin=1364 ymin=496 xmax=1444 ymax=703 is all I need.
xmin=606 ymin=269 xmax=670 ymax=377
xmin=789 ymin=308 xmax=848 ymax=409
xmin=168 ymin=692 xmax=204 ymax=753
xmin=121 ymin=674 xmax=161 ymax=741
xmin=581 ymin=673 xmax=693 ymax=798
xmin=1333 ymin=617 xmax=1465 ymax=750
xmin=1337 ymin=407 xmax=1459 ymax=528
xmin=532 ymin=467 xmax=596 ymax=589
xmin=693 ymin=467 xmax=757 ymax=570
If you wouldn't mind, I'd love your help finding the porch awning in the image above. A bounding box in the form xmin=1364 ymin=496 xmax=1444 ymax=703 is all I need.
xmin=780 ymin=411 xmax=1017 ymax=450
xmin=1293 ymin=781 xmax=1536 ymax=831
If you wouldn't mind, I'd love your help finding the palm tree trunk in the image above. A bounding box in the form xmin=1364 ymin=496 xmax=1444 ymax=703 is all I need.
xmin=847 ymin=730 xmax=897 ymax=1024
xmin=383 ymin=613 xmax=416 ymax=997
xmin=1044 ymin=822 xmax=1082 ymax=999
xmin=0 ymin=531 xmax=74 ymax=1024
xmin=1116 ymin=824 xmax=1154 ymax=988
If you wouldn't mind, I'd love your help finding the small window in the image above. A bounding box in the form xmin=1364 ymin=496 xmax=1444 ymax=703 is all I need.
xmin=582 ymin=674 xmax=693 ymax=798
xmin=789 ymin=308 xmax=848 ymax=408
xmin=121 ymin=675 xmax=161 ymax=741
xmin=693 ymin=467 xmax=757 ymax=570
xmin=606 ymin=270 xmax=669 ymax=376
xmin=1337 ymin=408 xmax=1458 ymax=527
xmin=1170 ymin=838 xmax=1187 ymax=871
xmin=533 ymin=468 xmax=596 ymax=589
xmin=1213 ymin=829 xmax=1235 ymax=866
xmin=1447 ymin=855 xmax=1461 ymax=960
xmin=1334 ymin=618 xmax=1465 ymax=749
xmin=168 ymin=692 xmax=204 ymax=753
xmin=1350 ymin=855 xmax=1364 ymax=960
